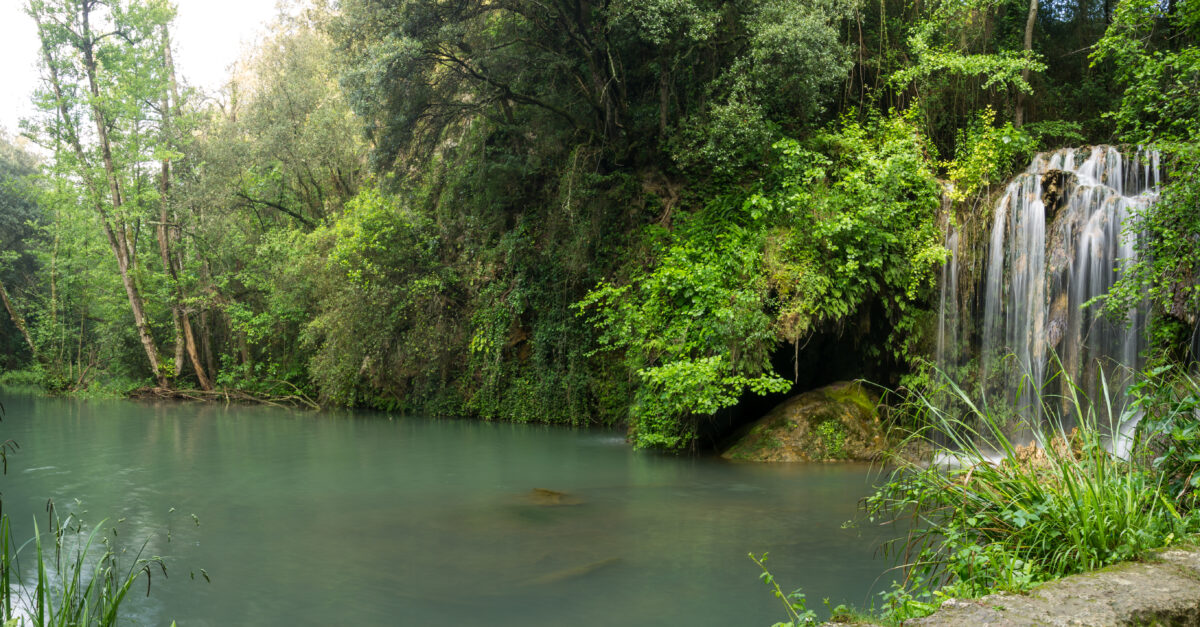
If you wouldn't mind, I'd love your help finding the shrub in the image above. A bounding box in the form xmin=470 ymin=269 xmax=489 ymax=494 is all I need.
xmin=1128 ymin=367 xmax=1200 ymax=504
xmin=578 ymin=111 xmax=946 ymax=450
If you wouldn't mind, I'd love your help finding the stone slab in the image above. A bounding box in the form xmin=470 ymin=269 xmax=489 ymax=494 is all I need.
xmin=903 ymin=548 xmax=1200 ymax=626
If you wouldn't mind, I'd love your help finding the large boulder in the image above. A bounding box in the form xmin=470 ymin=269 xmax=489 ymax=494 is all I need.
xmin=721 ymin=381 xmax=886 ymax=462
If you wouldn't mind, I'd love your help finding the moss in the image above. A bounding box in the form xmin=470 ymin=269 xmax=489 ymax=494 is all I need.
xmin=732 ymin=432 xmax=784 ymax=458
xmin=824 ymin=382 xmax=878 ymax=419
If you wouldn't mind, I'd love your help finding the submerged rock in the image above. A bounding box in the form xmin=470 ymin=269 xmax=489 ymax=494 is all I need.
xmin=720 ymin=381 xmax=886 ymax=462
xmin=524 ymin=488 xmax=583 ymax=506
xmin=518 ymin=557 xmax=621 ymax=586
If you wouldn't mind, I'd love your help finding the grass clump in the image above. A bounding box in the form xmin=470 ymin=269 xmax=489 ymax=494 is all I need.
xmin=867 ymin=371 xmax=1200 ymax=621
xmin=8 ymin=511 xmax=166 ymax=627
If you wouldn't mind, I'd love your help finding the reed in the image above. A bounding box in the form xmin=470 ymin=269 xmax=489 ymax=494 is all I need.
xmin=0 ymin=507 xmax=165 ymax=627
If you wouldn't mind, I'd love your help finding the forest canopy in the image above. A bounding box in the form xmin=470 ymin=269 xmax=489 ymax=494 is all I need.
xmin=1 ymin=0 xmax=1197 ymax=449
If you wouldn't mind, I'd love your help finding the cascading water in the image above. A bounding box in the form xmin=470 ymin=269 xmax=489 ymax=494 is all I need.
xmin=946 ymin=146 xmax=1161 ymax=433
xmin=935 ymin=227 xmax=960 ymax=374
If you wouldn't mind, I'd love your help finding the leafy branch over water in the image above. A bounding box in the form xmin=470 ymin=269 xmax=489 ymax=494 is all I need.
xmin=748 ymin=552 xmax=818 ymax=626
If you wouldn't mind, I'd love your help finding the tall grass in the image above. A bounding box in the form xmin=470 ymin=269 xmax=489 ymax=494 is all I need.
xmin=868 ymin=369 xmax=1200 ymax=620
xmin=0 ymin=507 xmax=165 ymax=627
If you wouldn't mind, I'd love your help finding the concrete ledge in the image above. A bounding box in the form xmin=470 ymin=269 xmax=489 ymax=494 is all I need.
xmin=901 ymin=545 xmax=1200 ymax=626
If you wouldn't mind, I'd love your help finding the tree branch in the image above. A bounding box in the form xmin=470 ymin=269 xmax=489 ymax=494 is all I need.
xmin=234 ymin=191 xmax=317 ymax=229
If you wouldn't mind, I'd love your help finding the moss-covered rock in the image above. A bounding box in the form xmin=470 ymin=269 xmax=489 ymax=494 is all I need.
xmin=720 ymin=381 xmax=886 ymax=462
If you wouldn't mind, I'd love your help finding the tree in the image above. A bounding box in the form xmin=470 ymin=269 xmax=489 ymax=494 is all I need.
xmin=886 ymin=0 xmax=1047 ymax=147
xmin=580 ymin=113 xmax=946 ymax=449
xmin=1093 ymin=0 xmax=1200 ymax=358
xmin=29 ymin=0 xmax=180 ymax=387
xmin=335 ymin=0 xmax=856 ymax=174
xmin=1016 ymin=0 xmax=1040 ymax=126
xmin=169 ymin=5 xmax=368 ymax=393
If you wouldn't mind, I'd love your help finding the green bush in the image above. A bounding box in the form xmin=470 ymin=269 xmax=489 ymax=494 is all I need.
xmin=942 ymin=107 xmax=1035 ymax=203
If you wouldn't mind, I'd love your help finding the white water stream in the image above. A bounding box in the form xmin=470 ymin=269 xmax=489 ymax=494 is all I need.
xmin=939 ymin=146 xmax=1161 ymax=432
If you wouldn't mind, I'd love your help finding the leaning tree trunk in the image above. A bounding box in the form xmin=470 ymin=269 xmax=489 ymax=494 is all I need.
xmin=0 ymin=278 xmax=36 ymax=358
xmin=155 ymin=26 xmax=212 ymax=391
xmin=155 ymin=24 xmax=185 ymax=381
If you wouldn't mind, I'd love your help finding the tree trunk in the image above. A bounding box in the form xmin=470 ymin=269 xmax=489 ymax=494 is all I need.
xmin=0 ymin=278 xmax=36 ymax=358
xmin=199 ymin=308 xmax=216 ymax=379
xmin=181 ymin=313 xmax=212 ymax=390
xmin=156 ymin=26 xmax=212 ymax=391
xmin=156 ymin=26 xmax=185 ymax=383
xmin=158 ymin=199 xmax=185 ymax=380
xmin=658 ymin=71 xmax=669 ymax=138
xmin=1016 ymin=0 xmax=1038 ymax=127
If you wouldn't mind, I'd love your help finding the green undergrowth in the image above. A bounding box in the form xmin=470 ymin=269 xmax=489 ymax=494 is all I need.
xmin=0 ymin=369 xmax=43 ymax=389
xmin=752 ymin=368 xmax=1200 ymax=626
xmin=865 ymin=370 xmax=1200 ymax=621
xmin=579 ymin=111 xmax=946 ymax=450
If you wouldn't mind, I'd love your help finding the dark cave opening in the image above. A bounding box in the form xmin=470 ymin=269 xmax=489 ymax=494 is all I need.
xmin=697 ymin=327 xmax=875 ymax=452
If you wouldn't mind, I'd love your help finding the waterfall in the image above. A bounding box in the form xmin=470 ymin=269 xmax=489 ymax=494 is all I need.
xmin=935 ymin=227 xmax=959 ymax=374
xmin=956 ymin=146 xmax=1160 ymax=427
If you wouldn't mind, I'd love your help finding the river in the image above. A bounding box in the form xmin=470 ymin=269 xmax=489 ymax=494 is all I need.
xmin=0 ymin=388 xmax=894 ymax=626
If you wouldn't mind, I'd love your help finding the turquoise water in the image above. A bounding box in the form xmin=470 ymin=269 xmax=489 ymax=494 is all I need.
xmin=0 ymin=389 xmax=895 ymax=626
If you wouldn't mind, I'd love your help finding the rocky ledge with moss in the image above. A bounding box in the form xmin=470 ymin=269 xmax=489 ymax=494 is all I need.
xmin=888 ymin=544 xmax=1200 ymax=626
xmin=720 ymin=381 xmax=887 ymax=462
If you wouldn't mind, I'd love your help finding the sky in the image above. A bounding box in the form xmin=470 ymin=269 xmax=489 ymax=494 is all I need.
xmin=0 ymin=0 xmax=283 ymax=136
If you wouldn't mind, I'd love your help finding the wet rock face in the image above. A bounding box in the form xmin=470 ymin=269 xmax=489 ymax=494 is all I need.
xmin=1041 ymin=168 xmax=1073 ymax=222
xmin=720 ymin=381 xmax=885 ymax=462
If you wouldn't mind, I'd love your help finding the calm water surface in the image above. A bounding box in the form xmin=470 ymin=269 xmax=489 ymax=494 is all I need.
xmin=0 ymin=389 xmax=895 ymax=626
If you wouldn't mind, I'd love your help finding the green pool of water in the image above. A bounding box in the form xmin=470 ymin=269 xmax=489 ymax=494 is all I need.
xmin=0 ymin=389 xmax=895 ymax=626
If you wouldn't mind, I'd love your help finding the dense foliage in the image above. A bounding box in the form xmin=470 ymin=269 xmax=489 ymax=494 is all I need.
xmin=0 ymin=0 xmax=1196 ymax=452
xmin=0 ymin=136 xmax=40 ymax=371
xmin=1091 ymin=0 xmax=1200 ymax=359
xmin=3 ymin=0 xmax=1200 ymax=623
xmin=580 ymin=113 xmax=946 ymax=448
